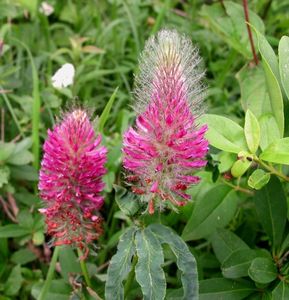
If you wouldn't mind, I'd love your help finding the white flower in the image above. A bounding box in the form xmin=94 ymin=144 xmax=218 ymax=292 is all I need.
xmin=51 ymin=63 xmax=75 ymax=89
xmin=39 ymin=2 xmax=54 ymax=16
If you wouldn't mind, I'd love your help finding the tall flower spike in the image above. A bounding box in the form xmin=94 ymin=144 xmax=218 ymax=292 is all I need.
xmin=123 ymin=29 xmax=209 ymax=213
xmin=39 ymin=109 xmax=107 ymax=253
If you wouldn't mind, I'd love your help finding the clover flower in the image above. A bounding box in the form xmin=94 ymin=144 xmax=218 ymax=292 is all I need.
xmin=39 ymin=109 xmax=107 ymax=252
xmin=123 ymin=29 xmax=208 ymax=213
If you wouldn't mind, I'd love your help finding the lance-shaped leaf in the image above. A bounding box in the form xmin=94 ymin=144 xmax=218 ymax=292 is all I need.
xmin=279 ymin=36 xmax=289 ymax=101
xmin=135 ymin=227 xmax=166 ymax=300
xmin=253 ymin=176 xmax=287 ymax=249
xmin=105 ymin=227 xmax=137 ymax=300
xmin=244 ymin=109 xmax=260 ymax=154
xmin=149 ymin=224 xmax=198 ymax=300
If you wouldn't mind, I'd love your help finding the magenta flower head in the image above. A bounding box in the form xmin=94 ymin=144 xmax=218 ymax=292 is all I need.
xmin=123 ymin=29 xmax=209 ymax=214
xmin=38 ymin=109 xmax=107 ymax=252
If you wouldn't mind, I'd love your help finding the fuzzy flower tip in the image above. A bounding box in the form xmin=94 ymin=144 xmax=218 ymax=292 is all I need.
xmin=38 ymin=109 xmax=107 ymax=251
xmin=123 ymin=29 xmax=209 ymax=213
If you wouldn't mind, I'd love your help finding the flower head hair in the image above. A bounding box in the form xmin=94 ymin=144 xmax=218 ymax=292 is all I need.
xmin=38 ymin=109 xmax=107 ymax=252
xmin=123 ymin=29 xmax=208 ymax=213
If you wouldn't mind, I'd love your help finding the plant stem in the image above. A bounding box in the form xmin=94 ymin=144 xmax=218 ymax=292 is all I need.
xmin=222 ymin=179 xmax=254 ymax=195
xmin=124 ymin=255 xmax=138 ymax=298
xmin=77 ymin=248 xmax=92 ymax=288
xmin=254 ymin=158 xmax=289 ymax=182
xmin=38 ymin=246 xmax=60 ymax=300
xmin=242 ymin=0 xmax=259 ymax=65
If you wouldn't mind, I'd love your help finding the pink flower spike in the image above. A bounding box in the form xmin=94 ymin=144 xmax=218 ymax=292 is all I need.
xmin=38 ymin=109 xmax=107 ymax=250
xmin=123 ymin=29 xmax=208 ymax=213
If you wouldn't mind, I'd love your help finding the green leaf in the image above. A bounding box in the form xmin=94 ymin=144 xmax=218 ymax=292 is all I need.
xmin=248 ymin=257 xmax=277 ymax=284
xmin=244 ymin=110 xmax=260 ymax=153
xmin=0 ymin=224 xmax=31 ymax=238
xmin=199 ymin=278 xmax=254 ymax=300
xmin=279 ymin=36 xmax=289 ymax=100
xmin=182 ymin=185 xmax=238 ymax=241
xmin=105 ymin=227 xmax=137 ymax=300
xmin=98 ymin=87 xmax=118 ymax=133
xmin=236 ymin=65 xmax=271 ymax=118
xmin=272 ymin=281 xmax=289 ymax=300
xmin=4 ymin=265 xmax=23 ymax=296
xmin=259 ymin=113 xmax=280 ymax=150
xmin=0 ymin=142 xmax=15 ymax=162
xmin=114 ymin=185 xmax=141 ymax=216
xmin=248 ymin=169 xmax=270 ymax=190
xmin=135 ymin=227 xmax=166 ymax=300
xmin=211 ymin=229 xmax=249 ymax=264
xmin=253 ymin=27 xmax=284 ymax=137
xmin=260 ymin=137 xmax=289 ymax=164
xmin=59 ymin=247 xmax=81 ymax=281
xmin=231 ymin=159 xmax=251 ymax=178
xmin=149 ymin=224 xmax=198 ymax=300
xmin=0 ymin=166 xmax=10 ymax=188
xmin=200 ymin=2 xmax=264 ymax=59
xmin=222 ymin=249 xmax=257 ymax=279
xmin=199 ymin=114 xmax=247 ymax=153
xmin=253 ymin=176 xmax=287 ymax=248
xmin=11 ymin=249 xmax=37 ymax=265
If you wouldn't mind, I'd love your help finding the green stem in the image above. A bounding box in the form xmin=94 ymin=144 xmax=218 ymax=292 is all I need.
xmin=254 ymin=158 xmax=289 ymax=182
xmin=38 ymin=246 xmax=60 ymax=300
xmin=77 ymin=248 xmax=92 ymax=288
xmin=222 ymin=179 xmax=254 ymax=195
xmin=124 ymin=255 xmax=138 ymax=298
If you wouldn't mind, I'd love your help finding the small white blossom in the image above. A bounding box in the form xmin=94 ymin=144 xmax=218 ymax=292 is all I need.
xmin=51 ymin=63 xmax=75 ymax=89
xmin=39 ymin=2 xmax=54 ymax=16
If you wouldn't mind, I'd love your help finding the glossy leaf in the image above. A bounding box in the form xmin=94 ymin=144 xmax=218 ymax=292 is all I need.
xmin=211 ymin=229 xmax=249 ymax=264
xmin=105 ymin=227 xmax=137 ymax=300
xmin=182 ymin=185 xmax=238 ymax=241
xmin=244 ymin=109 xmax=260 ymax=153
xmin=279 ymin=36 xmax=289 ymax=100
xmin=221 ymin=249 xmax=257 ymax=279
xmin=231 ymin=159 xmax=251 ymax=178
xmin=199 ymin=278 xmax=254 ymax=300
xmin=260 ymin=137 xmax=289 ymax=164
xmin=248 ymin=169 xmax=270 ymax=190
xmin=199 ymin=114 xmax=247 ymax=153
xmin=135 ymin=227 xmax=166 ymax=300
xmin=150 ymin=224 xmax=198 ymax=300
xmin=253 ymin=176 xmax=287 ymax=248
xmin=248 ymin=257 xmax=277 ymax=284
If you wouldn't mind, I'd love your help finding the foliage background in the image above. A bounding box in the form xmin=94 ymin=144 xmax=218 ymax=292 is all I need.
xmin=1 ymin=0 xmax=289 ymax=299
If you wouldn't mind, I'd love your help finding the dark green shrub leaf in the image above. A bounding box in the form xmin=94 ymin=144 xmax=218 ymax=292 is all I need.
xmin=253 ymin=176 xmax=287 ymax=248
xmin=114 ymin=185 xmax=141 ymax=216
xmin=135 ymin=227 xmax=166 ymax=300
xmin=248 ymin=257 xmax=277 ymax=284
xmin=260 ymin=137 xmax=289 ymax=164
xmin=211 ymin=229 xmax=249 ymax=264
xmin=248 ymin=169 xmax=270 ymax=190
xmin=182 ymin=185 xmax=238 ymax=241
xmin=244 ymin=109 xmax=260 ymax=153
xmin=199 ymin=114 xmax=247 ymax=153
xmin=199 ymin=278 xmax=254 ymax=300
xmin=149 ymin=224 xmax=198 ymax=300
xmin=222 ymin=249 xmax=257 ymax=279
xmin=105 ymin=227 xmax=137 ymax=300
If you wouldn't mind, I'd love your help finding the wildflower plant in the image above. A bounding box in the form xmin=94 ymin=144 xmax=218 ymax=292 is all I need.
xmin=105 ymin=29 xmax=208 ymax=300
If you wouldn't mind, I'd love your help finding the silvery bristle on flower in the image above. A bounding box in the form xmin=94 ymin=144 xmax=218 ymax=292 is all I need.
xmin=134 ymin=29 xmax=205 ymax=115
